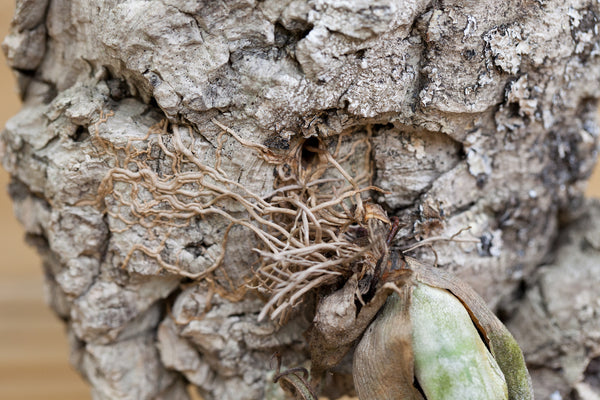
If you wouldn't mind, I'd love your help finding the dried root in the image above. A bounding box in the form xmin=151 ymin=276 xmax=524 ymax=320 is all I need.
xmin=271 ymin=353 xmax=319 ymax=400
xmin=90 ymin=112 xmax=387 ymax=321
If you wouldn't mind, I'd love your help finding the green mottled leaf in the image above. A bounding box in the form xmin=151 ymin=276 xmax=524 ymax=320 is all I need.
xmin=411 ymin=283 xmax=508 ymax=400
xmin=405 ymin=256 xmax=534 ymax=400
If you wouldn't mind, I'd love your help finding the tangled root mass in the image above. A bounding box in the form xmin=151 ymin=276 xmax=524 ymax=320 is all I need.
xmin=91 ymin=113 xmax=388 ymax=322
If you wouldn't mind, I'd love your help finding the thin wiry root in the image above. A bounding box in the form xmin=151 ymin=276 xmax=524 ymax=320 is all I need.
xmin=91 ymin=114 xmax=381 ymax=320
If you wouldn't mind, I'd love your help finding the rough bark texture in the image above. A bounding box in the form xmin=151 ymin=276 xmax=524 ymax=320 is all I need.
xmin=2 ymin=0 xmax=600 ymax=399
xmin=507 ymin=199 xmax=600 ymax=400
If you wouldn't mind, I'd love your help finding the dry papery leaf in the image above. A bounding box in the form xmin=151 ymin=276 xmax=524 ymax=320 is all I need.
xmin=306 ymin=252 xmax=533 ymax=400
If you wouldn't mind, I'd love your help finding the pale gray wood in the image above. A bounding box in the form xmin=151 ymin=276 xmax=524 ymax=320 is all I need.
xmin=2 ymin=0 xmax=600 ymax=398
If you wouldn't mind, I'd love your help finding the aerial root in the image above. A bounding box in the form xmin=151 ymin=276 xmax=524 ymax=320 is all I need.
xmin=91 ymin=114 xmax=380 ymax=320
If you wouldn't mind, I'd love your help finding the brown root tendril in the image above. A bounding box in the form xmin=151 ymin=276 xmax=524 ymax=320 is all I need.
xmin=89 ymin=112 xmax=386 ymax=321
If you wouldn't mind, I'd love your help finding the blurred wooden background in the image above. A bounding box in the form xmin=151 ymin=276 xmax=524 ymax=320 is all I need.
xmin=0 ymin=2 xmax=599 ymax=399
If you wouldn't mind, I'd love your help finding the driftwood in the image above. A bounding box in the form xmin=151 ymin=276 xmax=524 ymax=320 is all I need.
xmin=2 ymin=0 xmax=600 ymax=398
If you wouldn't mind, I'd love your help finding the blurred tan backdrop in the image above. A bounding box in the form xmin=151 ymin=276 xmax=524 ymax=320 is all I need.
xmin=0 ymin=2 xmax=599 ymax=400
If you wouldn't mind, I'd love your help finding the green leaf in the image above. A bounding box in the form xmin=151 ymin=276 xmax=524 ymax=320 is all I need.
xmin=410 ymin=283 xmax=508 ymax=400
xmin=405 ymin=256 xmax=534 ymax=400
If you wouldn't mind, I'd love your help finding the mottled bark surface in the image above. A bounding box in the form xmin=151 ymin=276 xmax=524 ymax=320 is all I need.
xmin=507 ymin=199 xmax=600 ymax=400
xmin=2 ymin=0 xmax=600 ymax=399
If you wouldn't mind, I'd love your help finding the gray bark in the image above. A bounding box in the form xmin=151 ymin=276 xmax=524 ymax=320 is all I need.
xmin=1 ymin=0 xmax=600 ymax=399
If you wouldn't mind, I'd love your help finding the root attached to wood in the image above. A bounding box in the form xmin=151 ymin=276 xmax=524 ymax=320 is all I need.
xmin=90 ymin=113 xmax=388 ymax=322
